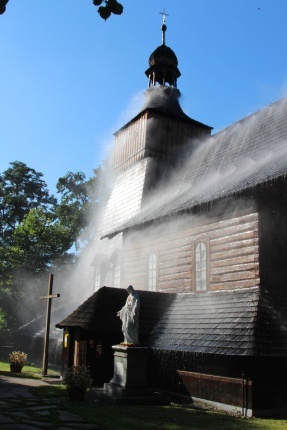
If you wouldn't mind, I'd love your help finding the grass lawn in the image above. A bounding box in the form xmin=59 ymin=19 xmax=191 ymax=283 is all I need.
xmin=0 ymin=360 xmax=44 ymax=379
xmin=60 ymin=402 xmax=287 ymax=430
xmin=1 ymin=360 xmax=287 ymax=429
xmin=25 ymin=389 xmax=287 ymax=430
xmin=0 ymin=359 xmax=60 ymax=379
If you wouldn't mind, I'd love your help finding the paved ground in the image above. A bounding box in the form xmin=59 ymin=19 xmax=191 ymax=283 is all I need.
xmin=0 ymin=374 xmax=100 ymax=429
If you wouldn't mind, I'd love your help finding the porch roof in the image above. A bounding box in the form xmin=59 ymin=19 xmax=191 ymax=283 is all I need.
xmin=56 ymin=286 xmax=174 ymax=338
xmin=56 ymin=286 xmax=287 ymax=356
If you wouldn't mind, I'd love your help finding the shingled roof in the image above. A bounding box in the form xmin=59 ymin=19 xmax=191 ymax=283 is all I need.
xmin=147 ymin=287 xmax=287 ymax=356
xmin=103 ymin=96 xmax=287 ymax=238
xmin=56 ymin=286 xmax=287 ymax=357
xmin=56 ymin=286 xmax=174 ymax=338
xmin=147 ymin=287 xmax=258 ymax=355
xmin=114 ymin=86 xmax=212 ymax=135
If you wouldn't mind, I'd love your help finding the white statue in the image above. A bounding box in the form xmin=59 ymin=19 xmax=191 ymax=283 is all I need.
xmin=117 ymin=285 xmax=140 ymax=344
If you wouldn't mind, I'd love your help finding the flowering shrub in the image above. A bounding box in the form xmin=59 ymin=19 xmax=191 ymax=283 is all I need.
xmin=63 ymin=365 xmax=93 ymax=390
xmin=9 ymin=351 xmax=27 ymax=366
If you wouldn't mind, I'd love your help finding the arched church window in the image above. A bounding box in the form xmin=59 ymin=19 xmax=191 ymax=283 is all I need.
xmin=113 ymin=258 xmax=121 ymax=288
xmin=195 ymin=241 xmax=208 ymax=291
xmin=148 ymin=253 xmax=158 ymax=291
xmin=110 ymin=250 xmax=121 ymax=288
xmin=92 ymin=254 xmax=112 ymax=291
xmin=92 ymin=254 xmax=108 ymax=291
xmin=94 ymin=266 xmax=101 ymax=290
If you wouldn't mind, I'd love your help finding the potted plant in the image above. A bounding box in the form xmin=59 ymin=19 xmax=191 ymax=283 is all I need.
xmin=63 ymin=365 xmax=93 ymax=401
xmin=9 ymin=351 xmax=27 ymax=373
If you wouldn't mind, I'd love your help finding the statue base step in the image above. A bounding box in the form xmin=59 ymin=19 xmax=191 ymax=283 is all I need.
xmin=92 ymin=344 xmax=170 ymax=405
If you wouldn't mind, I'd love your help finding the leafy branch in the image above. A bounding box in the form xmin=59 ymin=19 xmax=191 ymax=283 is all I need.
xmin=0 ymin=0 xmax=124 ymax=20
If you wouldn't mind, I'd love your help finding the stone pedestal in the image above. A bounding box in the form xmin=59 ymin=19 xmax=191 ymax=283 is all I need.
xmin=104 ymin=345 xmax=153 ymax=397
xmin=95 ymin=345 xmax=169 ymax=405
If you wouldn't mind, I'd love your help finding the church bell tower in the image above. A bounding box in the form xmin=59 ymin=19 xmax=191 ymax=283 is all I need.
xmin=113 ymin=12 xmax=212 ymax=176
xmin=97 ymin=13 xmax=212 ymax=287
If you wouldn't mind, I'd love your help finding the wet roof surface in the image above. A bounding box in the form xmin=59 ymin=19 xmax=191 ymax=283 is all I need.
xmin=56 ymin=286 xmax=287 ymax=357
xmin=103 ymin=97 xmax=287 ymax=238
xmin=56 ymin=286 xmax=174 ymax=338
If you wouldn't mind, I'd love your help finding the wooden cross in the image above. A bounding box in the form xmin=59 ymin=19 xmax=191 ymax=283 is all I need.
xmin=40 ymin=274 xmax=60 ymax=376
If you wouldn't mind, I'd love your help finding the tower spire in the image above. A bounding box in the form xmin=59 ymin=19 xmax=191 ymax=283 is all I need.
xmin=159 ymin=8 xmax=168 ymax=45
xmin=146 ymin=9 xmax=180 ymax=87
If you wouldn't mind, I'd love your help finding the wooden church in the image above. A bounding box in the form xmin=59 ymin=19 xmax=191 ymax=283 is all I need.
xmin=57 ymin=17 xmax=287 ymax=416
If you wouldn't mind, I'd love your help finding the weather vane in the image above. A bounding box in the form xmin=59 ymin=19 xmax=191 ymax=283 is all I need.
xmin=159 ymin=8 xmax=169 ymax=24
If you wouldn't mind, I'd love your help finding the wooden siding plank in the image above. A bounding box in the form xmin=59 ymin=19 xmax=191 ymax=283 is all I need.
xmin=211 ymin=262 xmax=259 ymax=275
xmin=211 ymin=270 xmax=258 ymax=283
xmin=185 ymin=212 xmax=258 ymax=237
xmin=211 ymin=238 xmax=259 ymax=253
xmin=211 ymin=254 xmax=259 ymax=268
xmin=210 ymin=278 xmax=260 ymax=290
xmin=160 ymin=265 xmax=192 ymax=277
xmin=202 ymin=220 xmax=258 ymax=240
xmin=160 ymin=258 xmax=192 ymax=270
xmin=211 ymin=245 xmax=258 ymax=261
xmin=160 ymin=271 xmax=193 ymax=281
xmin=160 ymin=243 xmax=192 ymax=255
xmin=211 ymin=230 xmax=258 ymax=246
xmin=159 ymin=278 xmax=191 ymax=290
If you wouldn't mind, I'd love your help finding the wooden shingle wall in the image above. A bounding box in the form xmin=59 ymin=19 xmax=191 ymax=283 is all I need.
xmin=123 ymin=211 xmax=259 ymax=293
xmin=98 ymin=160 xmax=148 ymax=237
xmin=114 ymin=115 xmax=147 ymax=175
xmin=114 ymin=112 xmax=210 ymax=175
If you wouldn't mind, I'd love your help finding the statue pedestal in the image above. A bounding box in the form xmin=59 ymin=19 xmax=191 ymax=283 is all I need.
xmin=104 ymin=345 xmax=153 ymax=397
xmin=96 ymin=345 xmax=169 ymax=404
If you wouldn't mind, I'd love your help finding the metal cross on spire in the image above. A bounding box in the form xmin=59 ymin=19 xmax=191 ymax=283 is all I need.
xmin=159 ymin=8 xmax=169 ymax=24
xmin=159 ymin=8 xmax=168 ymax=45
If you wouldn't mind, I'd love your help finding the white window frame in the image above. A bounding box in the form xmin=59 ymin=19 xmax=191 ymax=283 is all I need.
xmin=195 ymin=240 xmax=209 ymax=291
xmin=148 ymin=253 xmax=158 ymax=291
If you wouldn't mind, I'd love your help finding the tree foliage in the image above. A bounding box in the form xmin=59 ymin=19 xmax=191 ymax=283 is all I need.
xmin=56 ymin=163 xmax=112 ymax=249
xmin=0 ymin=0 xmax=124 ymax=19
xmin=0 ymin=161 xmax=56 ymax=246
xmin=10 ymin=207 xmax=74 ymax=273
xmin=0 ymin=160 xmax=110 ymax=330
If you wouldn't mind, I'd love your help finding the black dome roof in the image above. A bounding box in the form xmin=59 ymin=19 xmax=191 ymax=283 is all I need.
xmin=145 ymin=19 xmax=181 ymax=87
xmin=149 ymin=44 xmax=178 ymax=68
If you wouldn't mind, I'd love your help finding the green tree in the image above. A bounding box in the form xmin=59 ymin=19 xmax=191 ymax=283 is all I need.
xmin=2 ymin=207 xmax=76 ymax=327
xmin=0 ymin=162 xmax=66 ymax=329
xmin=10 ymin=207 xmax=74 ymax=273
xmin=0 ymin=161 xmax=56 ymax=246
xmin=56 ymin=163 xmax=112 ymax=249
xmin=0 ymin=0 xmax=124 ymax=19
xmin=56 ymin=171 xmax=91 ymax=249
xmin=0 ymin=160 xmax=111 ymax=330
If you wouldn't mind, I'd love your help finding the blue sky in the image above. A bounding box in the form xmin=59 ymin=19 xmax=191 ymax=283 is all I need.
xmin=1 ymin=0 xmax=287 ymax=196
